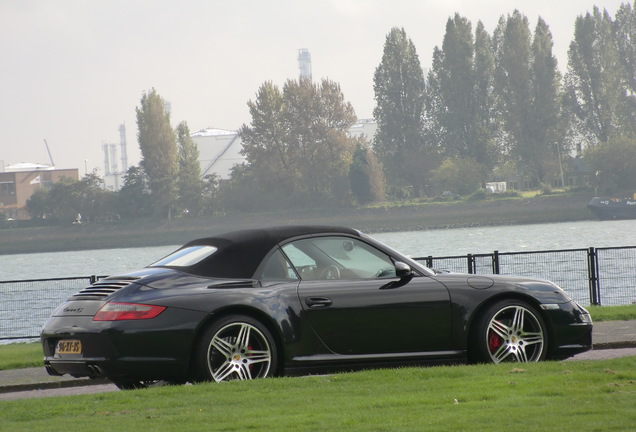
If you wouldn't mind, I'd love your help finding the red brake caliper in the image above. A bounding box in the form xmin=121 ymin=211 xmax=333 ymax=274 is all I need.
xmin=488 ymin=326 xmax=502 ymax=353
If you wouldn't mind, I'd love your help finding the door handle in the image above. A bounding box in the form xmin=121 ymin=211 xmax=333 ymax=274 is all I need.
xmin=305 ymin=297 xmax=333 ymax=308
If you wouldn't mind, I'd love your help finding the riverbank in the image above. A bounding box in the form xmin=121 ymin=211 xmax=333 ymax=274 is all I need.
xmin=0 ymin=193 xmax=595 ymax=255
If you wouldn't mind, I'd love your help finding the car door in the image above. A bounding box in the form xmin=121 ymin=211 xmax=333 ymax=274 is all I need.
xmin=282 ymin=236 xmax=452 ymax=356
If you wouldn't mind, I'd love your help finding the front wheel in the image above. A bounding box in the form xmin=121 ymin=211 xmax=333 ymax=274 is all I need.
xmin=470 ymin=299 xmax=547 ymax=363
xmin=192 ymin=315 xmax=278 ymax=382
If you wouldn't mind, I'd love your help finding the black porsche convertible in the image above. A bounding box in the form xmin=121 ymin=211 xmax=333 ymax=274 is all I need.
xmin=41 ymin=225 xmax=592 ymax=389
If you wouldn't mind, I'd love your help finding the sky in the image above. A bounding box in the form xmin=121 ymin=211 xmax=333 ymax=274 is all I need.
xmin=0 ymin=0 xmax=628 ymax=175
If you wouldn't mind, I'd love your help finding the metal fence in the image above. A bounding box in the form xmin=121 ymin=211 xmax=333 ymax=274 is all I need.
xmin=0 ymin=276 xmax=103 ymax=343
xmin=414 ymin=246 xmax=636 ymax=308
xmin=1 ymin=246 xmax=635 ymax=341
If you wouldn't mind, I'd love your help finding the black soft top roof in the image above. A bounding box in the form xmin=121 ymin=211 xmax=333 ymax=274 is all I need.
xmin=181 ymin=225 xmax=361 ymax=278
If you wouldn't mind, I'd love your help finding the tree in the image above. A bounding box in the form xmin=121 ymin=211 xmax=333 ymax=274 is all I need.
xmin=349 ymin=142 xmax=386 ymax=205
xmin=493 ymin=11 xmax=562 ymax=185
xmin=136 ymin=88 xmax=178 ymax=218
xmin=117 ymin=165 xmax=152 ymax=218
xmin=528 ymin=17 xmax=564 ymax=184
xmin=26 ymin=188 xmax=52 ymax=220
xmin=427 ymin=16 xmax=501 ymax=178
xmin=473 ymin=21 xmax=500 ymax=171
xmin=614 ymin=1 xmax=636 ymax=136
xmin=615 ymin=2 xmax=636 ymax=91
xmin=431 ymin=157 xmax=483 ymax=196
xmin=238 ymin=77 xmax=358 ymax=208
xmin=200 ymin=173 xmax=220 ymax=215
xmin=73 ymin=172 xmax=116 ymax=222
xmin=427 ymin=15 xmax=476 ymax=159
xmin=493 ymin=11 xmax=533 ymax=170
xmin=585 ymin=136 xmax=636 ymax=192
xmin=175 ymin=121 xmax=204 ymax=216
xmin=25 ymin=173 xmax=114 ymax=223
xmin=564 ymin=7 xmax=629 ymax=144
xmin=373 ymin=27 xmax=428 ymax=194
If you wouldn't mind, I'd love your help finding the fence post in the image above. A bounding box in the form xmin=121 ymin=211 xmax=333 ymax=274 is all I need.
xmin=493 ymin=250 xmax=500 ymax=274
xmin=467 ymin=254 xmax=475 ymax=274
xmin=587 ymin=247 xmax=601 ymax=305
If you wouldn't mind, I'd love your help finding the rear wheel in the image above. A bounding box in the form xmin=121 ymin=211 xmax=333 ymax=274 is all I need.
xmin=192 ymin=315 xmax=277 ymax=382
xmin=470 ymin=299 xmax=547 ymax=363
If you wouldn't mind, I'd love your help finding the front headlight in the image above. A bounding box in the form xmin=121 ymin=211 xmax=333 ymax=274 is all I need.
xmin=576 ymin=303 xmax=593 ymax=324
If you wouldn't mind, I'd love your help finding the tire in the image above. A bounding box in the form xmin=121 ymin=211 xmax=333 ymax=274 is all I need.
xmin=470 ymin=299 xmax=547 ymax=363
xmin=191 ymin=314 xmax=278 ymax=382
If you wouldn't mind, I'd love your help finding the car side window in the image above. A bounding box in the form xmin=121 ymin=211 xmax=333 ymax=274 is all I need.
xmin=282 ymin=237 xmax=395 ymax=280
xmin=260 ymin=249 xmax=298 ymax=281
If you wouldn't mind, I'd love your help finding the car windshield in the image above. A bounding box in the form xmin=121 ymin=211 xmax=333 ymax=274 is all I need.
xmin=150 ymin=245 xmax=218 ymax=268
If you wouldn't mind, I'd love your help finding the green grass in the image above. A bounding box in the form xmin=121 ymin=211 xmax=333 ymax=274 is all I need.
xmin=588 ymin=304 xmax=636 ymax=322
xmin=0 ymin=342 xmax=42 ymax=371
xmin=1 ymin=358 xmax=635 ymax=431
xmin=0 ymin=305 xmax=634 ymax=372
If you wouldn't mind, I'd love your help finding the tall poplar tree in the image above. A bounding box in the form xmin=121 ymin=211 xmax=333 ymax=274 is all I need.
xmin=495 ymin=11 xmax=532 ymax=146
xmin=473 ymin=21 xmax=499 ymax=170
xmin=528 ymin=17 xmax=563 ymax=183
xmin=428 ymin=14 xmax=476 ymax=159
xmin=494 ymin=11 xmax=537 ymax=183
xmin=136 ymin=88 xmax=178 ymax=218
xmin=494 ymin=12 xmax=563 ymax=184
xmin=616 ymin=2 xmax=636 ymax=91
xmin=427 ymin=15 xmax=498 ymax=176
xmin=176 ymin=121 xmax=204 ymax=215
xmin=373 ymin=27 xmax=428 ymax=194
xmin=564 ymin=7 xmax=627 ymax=144
xmin=614 ymin=1 xmax=636 ymax=134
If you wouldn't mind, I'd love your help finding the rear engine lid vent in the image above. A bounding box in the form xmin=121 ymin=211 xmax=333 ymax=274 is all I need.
xmin=72 ymin=276 xmax=141 ymax=299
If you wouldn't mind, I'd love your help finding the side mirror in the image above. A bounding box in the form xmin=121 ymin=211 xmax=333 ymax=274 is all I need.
xmin=395 ymin=261 xmax=413 ymax=278
xmin=380 ymin=261 xmax=413 ymax=290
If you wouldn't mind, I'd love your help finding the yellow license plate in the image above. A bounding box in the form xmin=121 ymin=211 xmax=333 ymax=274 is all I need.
xmin=56 ymin=340 xmax=82 ymax=355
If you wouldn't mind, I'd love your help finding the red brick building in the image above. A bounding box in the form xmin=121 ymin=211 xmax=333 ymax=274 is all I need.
xmin=0 ymin=163 xmax=79 ymax=220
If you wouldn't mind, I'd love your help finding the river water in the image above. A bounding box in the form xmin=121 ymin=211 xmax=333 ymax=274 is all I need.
xmin=2 ymin=219 xmax=636 ymax=281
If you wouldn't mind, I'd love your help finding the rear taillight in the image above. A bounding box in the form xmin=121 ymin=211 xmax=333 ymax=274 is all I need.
xmin=93 ymin=302 xmax=166 ymax=321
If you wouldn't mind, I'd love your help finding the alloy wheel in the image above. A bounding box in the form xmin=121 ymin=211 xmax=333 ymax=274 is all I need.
xmin=485 ymin=304 xmax=545 ymax=363
xmin=207 ymin=321 xmax=272 ymax=381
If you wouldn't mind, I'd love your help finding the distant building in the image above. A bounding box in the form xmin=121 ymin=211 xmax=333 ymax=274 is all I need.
xmin=191 ymin=127 xmax=245 ymax=180
xmin=298 ymin=48 xmax=312 ymax=80
xmin=190 ymin=119 xmax=377 ymax=180
xmin=102 ymin=124 xmax=129 ymax=191
xmin=0 ymin=163 xmax=79 ymax=220
xmin=347 ymin=119 xmax=377 ymax=140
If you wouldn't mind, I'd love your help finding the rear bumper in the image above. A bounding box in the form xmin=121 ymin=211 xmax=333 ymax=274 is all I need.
xmin=40 ymin=310 xmax=203 ymax=381
xmin=44 ymin=356 xmax=184 ymax=380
